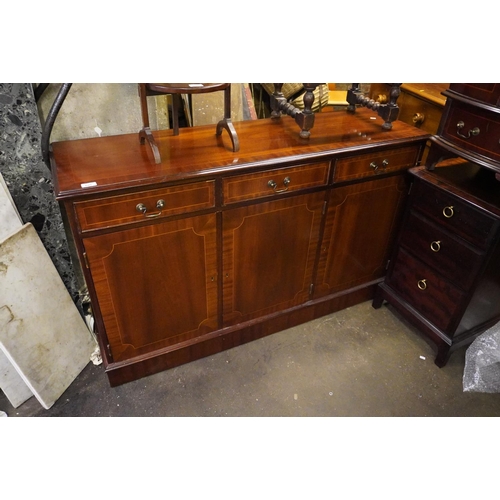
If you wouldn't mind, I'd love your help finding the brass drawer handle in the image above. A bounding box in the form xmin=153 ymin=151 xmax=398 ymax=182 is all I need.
xmin=430 ymin=240 xmax=441 ymax=252
xmin=268 ymin=176 xmax=291 ymax=193
xmin=136 ymin=199 xmax=165 ymax=218
xmin=456 ymin=121 xmax=480 ymax=139
xmin=442 ymin=205 xmax=454 ymax=218
xmin=417 ymin=279 xmax=427 ymax=290
xmin=369 ymin=159 xmax=389 ymax=172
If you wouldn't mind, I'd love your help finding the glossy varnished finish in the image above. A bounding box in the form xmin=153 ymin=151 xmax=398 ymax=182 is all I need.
xmin=222 ymin=162 xmax=329 ymax=204
xmin=429 ymin=86 xmax=500 ymax=174
xmin=222 ymin=191 xmax=325 ymax=326
xmin=369 ymin=83 xmax=448 ymax=134
xmin=75 ymin=180 xmax=215 ymax=232
xmin=440 ymin=99 xmax=500 ymax=165
xmin=315 ymin=175 xmax=408 ymax=298
xmin=374 ymin=163 xmax=500 ymax=366
xmin=52 ymin=108 xmax=428 ymax=199
xmin=334 ymin=145 xmax=420 ymax=182
xmin=52 ymin=108 xmax=429 ymax=386
xmin=398 ymin=210 xmax=483 ymax=289
xmin=397 ymin=84 xmax=448 ymax=134
xmin=375 ymin=85 xmax=500 ymax=367
xmin=84 ymin=214 xmax=218 ymax=362
xmin=447 ymin=83 xmax=500 ymax=107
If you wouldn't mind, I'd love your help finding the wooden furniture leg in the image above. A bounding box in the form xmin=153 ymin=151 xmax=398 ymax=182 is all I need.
xmin=270 ymin=83 xmax=321 ymax=139
xmin=216 ymin=85 xmax=240 ymax=152
xmin=138 ymin=83 xmax=161 ymax=164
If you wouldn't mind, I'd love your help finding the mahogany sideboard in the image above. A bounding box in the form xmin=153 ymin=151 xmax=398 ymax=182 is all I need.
xmin=51 ymin=108 xmax=429 ymax=386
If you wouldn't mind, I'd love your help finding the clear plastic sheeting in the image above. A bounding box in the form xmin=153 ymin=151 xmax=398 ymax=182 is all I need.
xmin=463 ymin=321 xmax=500 ymax=393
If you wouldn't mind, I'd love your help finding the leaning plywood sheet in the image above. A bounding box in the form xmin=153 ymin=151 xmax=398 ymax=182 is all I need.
xmin=0 ymin=174 xmax=34 ymax=408
xmin=0 ymin=223 xmax=95 ymax=409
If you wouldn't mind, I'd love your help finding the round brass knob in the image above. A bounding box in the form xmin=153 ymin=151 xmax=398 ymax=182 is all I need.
xmin=413 ymin=112 xmax=425 ymax=125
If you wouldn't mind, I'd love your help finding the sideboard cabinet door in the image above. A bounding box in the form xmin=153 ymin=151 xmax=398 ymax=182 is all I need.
xmin=83 ymin=214 xmax=218 ymax=362
xmin=314 ymin=174 xmax=408 ymax=298
xmin=222 ymin=191 xmax=326 ymax=327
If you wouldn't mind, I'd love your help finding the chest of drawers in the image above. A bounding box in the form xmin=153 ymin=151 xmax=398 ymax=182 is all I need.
xmin=52 ymin=108 xmax=428 ymax=386
xmin=427 ymin=83 xmax=500 ymax=173
xmin=374 ymin=164 xmax=500 ymax=366
xmin=374 ymin=90 xmax=500 ymax=366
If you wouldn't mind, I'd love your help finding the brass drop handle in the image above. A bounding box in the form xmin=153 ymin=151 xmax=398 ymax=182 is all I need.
xmin=417 ymin=279 xmax=427 ymax=290
xmin=413 ymin=112 xmax=425 ymax=125
xmin=456 ymin=121 xmax=480 ymax=139
xmin=268 ymin=176 xmax=291 ymax=193
xmin=369 ymin=159 xmax=389 ymax=172
xmin=430 ymin=240 xmax=441 ymax=252
xmin=442 ymin=205 xmax=454 ymax=218
xmin=136 ymin=199 xmax=165 ymax=218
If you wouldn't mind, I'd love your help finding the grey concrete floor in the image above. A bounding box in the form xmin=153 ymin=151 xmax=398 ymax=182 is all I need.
xmin=2 ymin=301 xmax=500 ymax=417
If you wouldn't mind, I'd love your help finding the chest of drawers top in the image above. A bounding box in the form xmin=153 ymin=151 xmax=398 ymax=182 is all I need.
xmin=436 ymin=83 xmax=500 ymax=173
xmin=50 ymin=108 xmax=429 ymax=201
xmin=411 ymin=161 xmax=500 ymax=219
xmin=445 ymin=83 xmax=500 ymax=108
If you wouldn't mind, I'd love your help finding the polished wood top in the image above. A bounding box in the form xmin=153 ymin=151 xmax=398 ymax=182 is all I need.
xmin=401 ymin=84 xmax=449 ymax=106
xmin=51 ymin=107 xmax=430 ymax=200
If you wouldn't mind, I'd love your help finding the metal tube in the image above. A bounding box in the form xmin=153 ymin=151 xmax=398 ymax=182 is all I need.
xmin=41 ymin=83 xmax=72 ymax=169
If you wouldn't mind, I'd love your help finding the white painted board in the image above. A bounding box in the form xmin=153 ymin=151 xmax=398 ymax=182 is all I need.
xmin=0 ymin=223 xmax=95 ymax=409
xmin=0 ymin=174 xmax=33 ymax=408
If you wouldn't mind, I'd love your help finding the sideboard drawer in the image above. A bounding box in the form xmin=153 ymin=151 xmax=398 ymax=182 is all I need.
xmin=334 ymin=146 xmax=420 ymax=182
xmin=441 ymin=100 xmax=500 ymax=163
xmin=399 ymin=211 xmax=484 ymax=290
xmin=410 ymin=179 xmax=496 ymax=249
xmin=222 ymin=162 xmax=329 ymax=205
xmin=386 ymin=247 xmax=466 ymax=333
xmin=75 ymin=181 xmax=215 ymax=231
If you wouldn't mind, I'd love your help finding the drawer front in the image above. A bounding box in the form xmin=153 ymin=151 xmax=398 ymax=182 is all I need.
xmin=399 ymin=211 xmax=484 ymax=290
xmin=222 ymin=162 xmax=329 ymax=205
xmin=398 ymin=93 xmax=444 ymax=134
xmin=442 ymin=101 xmax=500 ymax=163
xmin=75 ymin=181 xmax=215 ymax=231
xmin=449 ymin=83 xmax=500 ymax=107
xmin=386 ymin=247 xmax=466 ymax=333
xmin=410 ymin=180 xmax=495 ymax=249
xmin=334 ymin=146 xmax=420 ymax=182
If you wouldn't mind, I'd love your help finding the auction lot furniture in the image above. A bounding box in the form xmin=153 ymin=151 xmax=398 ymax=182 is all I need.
xmin=374 ymin=84 xmax=500 ymax=366
xmin=51 ymin=108 xmax=428 ymax=386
